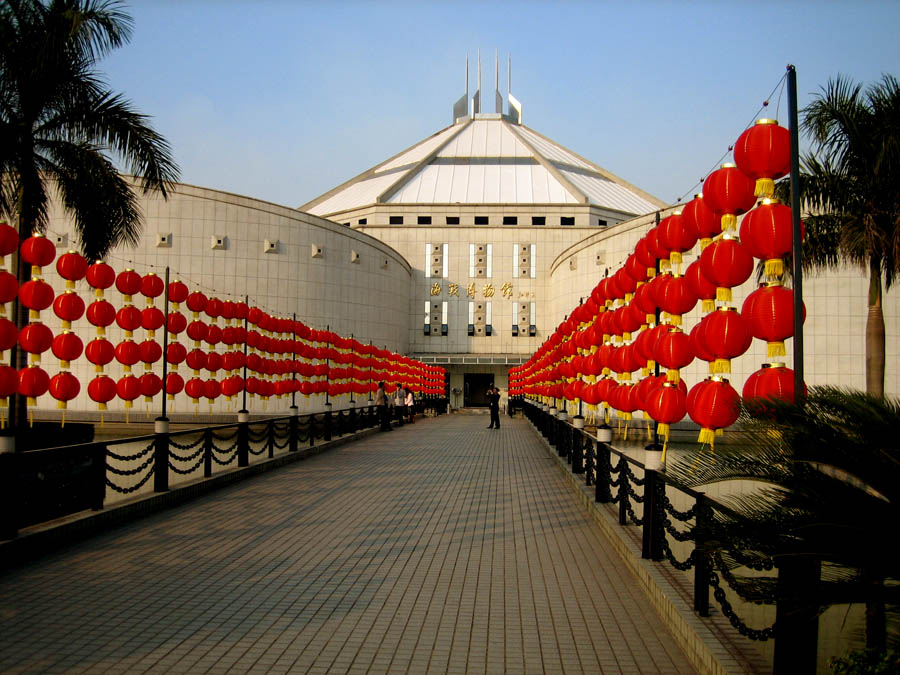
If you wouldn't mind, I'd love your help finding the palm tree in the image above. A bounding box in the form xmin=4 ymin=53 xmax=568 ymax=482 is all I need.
xmin=788 ymin=75 xmax=900 ymax=398
xmin=0 ymin=0 xmax=179 ymax=432
xmin=669 ymin=387 xmax=900 ymax=653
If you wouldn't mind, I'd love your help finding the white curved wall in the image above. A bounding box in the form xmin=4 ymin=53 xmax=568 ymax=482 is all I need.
xmin=34 ymin=181 xmax=411 ymax=416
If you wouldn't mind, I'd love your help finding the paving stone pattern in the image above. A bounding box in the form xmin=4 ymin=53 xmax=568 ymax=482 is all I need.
xmin=0 ymin=414 xmax=696 ymax=674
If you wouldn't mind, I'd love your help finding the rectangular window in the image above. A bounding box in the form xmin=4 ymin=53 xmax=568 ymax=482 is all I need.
xmin=530 ymin=301 xmax=537 ymax=335
xmin=442 ymin=243 xmax=449 ymax=278
xmin=503 ymin=216 xmax=517 ymax=225
xmin=485 ymin=301 xmax=492 ymax=336
xmin=475 ymin=216 xmax=489 ymax=225
xmin=532 ymin=216 xmax=545 ymax=226
xmin=512 ymin=243 xmax=519 ymax=278
xmin=598 ymin=218 xmax=607 ymax=227
xmin=446 ymin=216 xmax=460 ymax=225
xmin=560 ymin=216 xmax=575 ymax=226
xmin=530 ymin=244 xmax=537 ymax=278
xmin=358 ymin=218 xmax=367 ymax=225
xmin=417 ymin=215 xmax=432 ymax=225
xmin=389 ymin=215 xmax=403 ymax=225
xmin=469 ymin=243 xmax=475 ymax=278
xmin=486 ymin=244 xmax=493 ymax=278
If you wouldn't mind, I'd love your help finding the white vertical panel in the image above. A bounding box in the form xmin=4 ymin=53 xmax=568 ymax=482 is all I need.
xmin=469 ymin=243 xmax=475 ymax=278
xmin=424 ymin=301 xmax=430 ymax=323
xmin=514 ymin=164 xmax=533 ymax=203
xmin=433 ymin=164 xmax=453 ymax=203
xmin=500 ymin=163 xmax=516 ymax=202
xmin=425 ymin=243 xmax=431 ymax=278
xmin=512 ymin=301 xmax=518 ymax=325
xmin=530 ymin=301 xmax=536 ymax=324
xmin=486 ymin=301 xmax=492 ymax=325
xmin=442 ymin=301 xmax=448 ymax=324
xmin=531 ymin=163 xmax=550 ymax=203
xmin=442 ymin=243 xmax=449 ymax=278
xmin=512 ymin=243 xmax=519 ymax=278
xmin=482 ymin=165 xmax=500 ymax=202
xmin=468 ymin=301 xmax=474 ymax=324
xmin=486 ymin=244 xmax=493 ymax=278
xmin=450 ymin=163 xmax=469 ymax=202
xmin=530 ymin=244 xmax=536 ymax=278
xmin=467 ymin=163 xmax=485 ymax=202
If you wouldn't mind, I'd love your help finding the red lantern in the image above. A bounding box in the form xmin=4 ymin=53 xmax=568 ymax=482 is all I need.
xmin=166 ymin=372 xmax=185 ymax=397
xmin=698 ymin=307 xmax=750 ymax=374
xmin=18 ymin=278 xmax=54 ymax=311
xmin=702 ymin=163 xmax=756 ymax=232
xmin=56 ymin=251 xmax=88 ymax=287
xmin=186 ymin=291 xmax=208 ymax=315
xmin=85 ymin=261 xmax=115 ymax=291
xmin=742 ymin=363 xmax=803 ymax=405
xmin=186 ymin=320 xmax=207 ymax=344
xmin=18 ymin=365 xmax=50 ymax=404
xmin=0 ymin=223 xmax=19 ymax=258
xmin=658 ymin=212 xmax=697 ymax=266
xmin=141 ymin=307 xmax=165 ymax=333
xmin=654 ymin=274 xmax=697 ymax=325
xmin=733 ymin=119 xmax=790 ymax=198
xmin=85 ymin=338 xmax=115 ymax=370
xmin=167 ymin=311 xmax=187 ymax=335
xmin=681 ymin=193 xmax=720 ymax=246
xmin=204 ymin=379 xmax=222 ymax=402
xmin=205 ymin=297 xmax=223 ymax=321
xmin=87 ymin=299 xmax=116 ymax=330
xmin=205 ymin=351 xmax=223 ymax=373
xmin=684 ymin=259 xmax=717 ymax=314
xmin=699 ymin=236 xmax=754 ymax=303
xmin=185 ymin=377 xmax=205 ymax=402
xmin=687 ymin=378 xmax=740 ymax=445
xmin=115 ymin=269 xmax=142 ymax=299
xmin=0 ymin=269 xmax=17 ymax=304
xmin=18 ymin=322 xmax=53 ymax=358
xmin=51 ymin=331 xmax=84 ymax=367
xmin=20 ymin=235 xmax=56 ymax=268
xmin=739 ymin=199 xmax=800 ymax=278
xmin=88 ymin=374 xmax=117 ymax=409
xmin=138 ymin=340 xmax=162 ymax=366
xmin=205 ymin=324 xmax=222 ymax=347
xmin=115 ymin=340 xmax=140 ymax=370
xmin=139 ymin=373 xmax=163 ymax=401
xmin=117 ymin=375 xmax=141 ymax=407
xmin=53 ymin=290 xmax=85 ymax=328
xmin=49 ymin=371 xmax=81 ymax=409
xmin=166 ymin=342 xmax=187 ymax=367
xmin=654 ymin=328 xmax=694 ymax=382
xmin=0 ymin=364 xmax=18 ymax=398
xmin=140 ymin=273 xmax=165 ymax=299
xmin=743 ymin=284 xmax=804 ymax=358
xmin=186 ymin=348 xmax=207 ymax=372
xmin=116 ymin=305 xmax=142 ymax=334
xmin=645 ymin=382 xmax=687 ymax=443
xmin=0 ymin=318 xmax=17 ymax=352
xmin=168 ymin=280 xmax=189 ymax=305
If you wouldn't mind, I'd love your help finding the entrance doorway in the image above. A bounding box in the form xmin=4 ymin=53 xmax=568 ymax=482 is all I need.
xmin=464 ymin=373 xmax=494 ymax=407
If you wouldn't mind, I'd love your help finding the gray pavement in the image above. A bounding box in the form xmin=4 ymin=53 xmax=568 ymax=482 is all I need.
xmin=0 ymin=412 xmax=696 ymax=674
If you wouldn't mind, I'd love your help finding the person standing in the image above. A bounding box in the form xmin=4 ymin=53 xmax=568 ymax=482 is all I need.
xmin=405 ymin=387 xmax=415 ymax=424
xmin=375 ymin=381 xmax=392 ymax=431
xmin=394 ymin=383 xmax=406 ymax=426
xmin=487 ymin=387 xmax=501 ymax=429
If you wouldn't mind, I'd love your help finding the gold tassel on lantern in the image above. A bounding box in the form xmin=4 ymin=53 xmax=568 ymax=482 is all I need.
xmin=755 ymin=177 xmax=775 ymax=198
xmin=767 ymin=341 xmax=786 ymax=358
xmin=698 ymin=427 xmax=716 ymax=446
xmin=716 ymin=287 xmax=733 ymax=303
xmin=720 ymin=213 xmax=737 ymax=232
xmin=765 ymin=258 xmax=784 ymax=278
xmin=712 ymin=358 xmax=732 ymax=374
xmin=666 ymin=369 xmax=681 ymax=384
xmin=702 ymin=299 xmax=716 ymax=313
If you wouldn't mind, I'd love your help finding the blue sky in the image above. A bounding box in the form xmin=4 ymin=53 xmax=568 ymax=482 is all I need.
xmin=103 ymin=0 xmax=899 ymax=209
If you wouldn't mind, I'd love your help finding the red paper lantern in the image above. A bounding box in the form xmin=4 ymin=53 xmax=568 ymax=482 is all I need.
xmin=733 ymin=119 xmax=790 ymax=198
xmin=702 ymin=163 xmax=756 ymax=232
xmin=87 ymin=299 xmax=116 ymax=329
xmin=743 ymin=284 xmax=805 ymax=358
xmin=698 ymin=307 xmax=751 ymax=374
xmin=0 ymin=270 xmax=17 ymax=304
xmin=167 ymin=311 xmax=187 ymax=335
xmin=624 ymin=254 xmax=647 ymax=284
xmin=684 ymin=259 xmax=717 ymax=314
xmin=222 ymin=375 xmax=244 ymax=398
xmin=53 ymin=290 xmax=85 ymax=327
xmin=739 ymin=199 xmax=800 ymax=278
xmin=185 ymin=377 xmax=205 ymax=402
xmin=168 ymin=280 xmax=189 ymax=305
xmin=681 ymin=193 xmax=720 ymax=245
xmin=18 ymin=322 xmax=53 ymax=356
xmin=742 ymin=364 xmax=803 ymax=405
xmin=115 ymin=269 xmax=142 ymax=298
xmin=186 ymin=348 xmax=207 ymax=372
xmin=140 ymin=273 xmax=165 ymax=299
xmin=0 ymin=365 xmax=18 ymax=398
xmin=117 ymin=375 xmax=141 ymax=406
xmin=205 ymin=297 xmax=223 ymax=321
xmin=204 ymin=379 xmax=222 ymax=402
xmin=85 ymin=261 xmax=115 ymax=291
xmin=186 ymin=320 xmax=207 ymax=343
xmin=654 ymin=274 xmax=697 ymax=325
xmin=88 ymin=374 xmax=117 ymax=409
xmin=49 ymin=371 xmax=80 ymax=408
xmin=138 ymin=339 xmax=162 ymax=365
xmin=645 ymin=382 xmax=687 ymax=442
xmin=687 ymin=378 xmax=740 ymax=445
xmin=139 ymin=373 xmax=163 ymax=401
xmin=0 ymin=223 xmax=19 ymax=257
xmin=658 ymin=212 xmax=698 ymax=266
xmin=699 ymin=236 xmax=754 ymax=303
xmin=654 ymin=328 xmax=695 ymax=381
xmin=18 ymin=365 xmax=49 ymax=404
xmin=205 ymin=324 xmax=222 ymax=347
xmin=18 ymin=278 xmax=54 ymax=311
xmin=85 ymin=338 xmax=115 ymax=369
xmin=20 ymin=235 xmax=56 ymax=268
xmin=56 ymin=252 xmax=88 ymax=285
xmin=0 ymin=318 xmax=17 ymax=352
xmin=205 ymin=351 xmax=223 ymax=373
xmin=115 ymin=340 xmax=141 ymax=370
xmin=186 ymin=291 xmax=208 ymax=314
xmin=51 ymin=331 xmax=84 ymax=366
xmin=141 ymin=307 xmax=165 ymax=332
xmin=166 ymin=342 xmax=187 ymax=366
xmin=166 ymin=372 xmax=185 ymax=397
xmin=116 ymin=305 xmax=142 ymax=333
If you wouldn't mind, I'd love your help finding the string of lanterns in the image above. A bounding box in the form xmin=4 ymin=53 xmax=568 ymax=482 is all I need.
xmin=510 ymin=117 xmax=805 ymax=449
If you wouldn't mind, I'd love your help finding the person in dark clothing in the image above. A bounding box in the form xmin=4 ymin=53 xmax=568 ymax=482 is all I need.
xmin=487 ymin=387 xmax=501 ymax=429
xmin=375 ymin=382 xmax=392 ymax=431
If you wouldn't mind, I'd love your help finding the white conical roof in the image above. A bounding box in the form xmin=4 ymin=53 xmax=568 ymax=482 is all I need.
xmin=300 ymin=115 xmax=663 ymax=218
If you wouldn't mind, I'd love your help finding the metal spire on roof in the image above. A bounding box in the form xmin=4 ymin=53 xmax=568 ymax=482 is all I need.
xmin=452 ymin=54 xmax=468 ymax=122
xmin=495 ymin=49 xmax=502 ymax=114
xmin=508 ymin=53 xmax=522 ymax=125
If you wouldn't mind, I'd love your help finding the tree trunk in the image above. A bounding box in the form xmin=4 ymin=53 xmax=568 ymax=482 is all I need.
xmin=865 ymin=262 xmax=885 ymax=399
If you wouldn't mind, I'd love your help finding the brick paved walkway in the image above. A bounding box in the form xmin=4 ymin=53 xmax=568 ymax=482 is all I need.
xmin=0 ymin=413 xmax=696 ymax=674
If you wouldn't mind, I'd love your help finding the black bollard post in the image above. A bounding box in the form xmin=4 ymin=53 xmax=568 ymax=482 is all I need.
xmin=153 ymin=418 xmax=170 ymax=492
xmin=693 ymin=493 xmax=710 ymax=617
xmin=237 ymin=411 xmax=249 ymax=467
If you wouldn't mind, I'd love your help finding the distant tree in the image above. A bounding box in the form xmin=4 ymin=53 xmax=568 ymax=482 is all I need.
xmin=0 ymin=0 xmax=179 ymax=431
xmin=781 ymin=75 xmax=900 ymax=398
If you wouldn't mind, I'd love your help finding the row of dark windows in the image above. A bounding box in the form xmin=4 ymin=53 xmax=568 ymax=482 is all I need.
xmin=376 ymin=215 xmax=609 ymax=226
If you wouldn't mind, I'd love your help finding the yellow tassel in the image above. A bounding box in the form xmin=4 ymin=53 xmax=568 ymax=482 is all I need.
xmin=623 ymin=331 xmax=632 ymax=341
xmin=658 ymin=422 xmax=670 ymax=443
xmin=667 ymin=369 xmax=681 ymax=384
xmin=61 ymin=411 xmax=66 ymax=427
xmin=670 ymin=251 xmax=683 ymax=266
xmin=641 ymin=367 xmax=649 ymax=377
xmin=623 ymin=422 xmax=628 ymax=441
xmin=712 ymin=358 xmax=732 ymax=374
xmin=767 ymin=341 xmax=786 ymax=358
xmin=659 ymin=259 xmax=671 ymax=272
xmin=720 ymin=213 xmax=737 ymax=232
xmin=670 ymin=314 xmax=683 ymax=327
xmin=698 ymin=427 xmax=716 ymax=446
xmin=765 ymin=258 xmax=784 ymax=278
xmin=702 ymin=299 xmax=715 ymax=313
xmin=624 ymin=412 xmax=632 ymax=421
xmin=29 ymin=410 xmax=33 ymax=427
xmin=716 ymin=287 xmax=733 ymax=303
xmin=699 ymin=237 xmax=713 ymax=250
xmin=755 ymin=177 xmax=775 ymax=198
